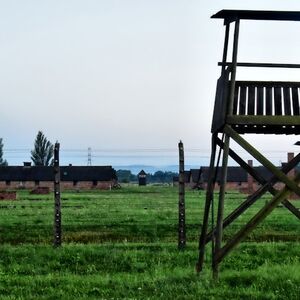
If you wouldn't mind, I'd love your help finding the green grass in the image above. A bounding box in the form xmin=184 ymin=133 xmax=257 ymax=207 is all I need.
xmin=1 ymin=186 xmax=300 ymax=299
xmin=1 ymin=243 xmax=300 ymax=299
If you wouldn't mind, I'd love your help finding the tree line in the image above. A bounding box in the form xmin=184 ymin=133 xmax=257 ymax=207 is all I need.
xmin=0 ymin=131 xmax=54 ymax=166
xmin=116 ymin=170 xmax=178 ymax=184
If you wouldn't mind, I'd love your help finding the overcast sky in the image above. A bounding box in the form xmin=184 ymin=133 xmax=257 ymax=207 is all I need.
xmin=1 ymin=0 xmax=300 ymax=166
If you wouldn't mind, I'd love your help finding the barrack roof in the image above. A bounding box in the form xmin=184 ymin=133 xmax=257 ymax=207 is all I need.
xmin=212 ymin=10 xmax=300 ymax=23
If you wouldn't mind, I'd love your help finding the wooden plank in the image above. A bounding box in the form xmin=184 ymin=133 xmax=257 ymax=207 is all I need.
xmin=211 ymin=70 xmax=230 ymax=133
xmin=274 ymin=87 xmax=282 ymax=115
xmin=197 ymin=134 xmax=218 ymax=273
xmin=227 ymin=19 xmax=240 ymax=117
xmin=221 ymin=24 xmax=230 ymax=76
xmin=256 ymin=86 xmax=264 ymax=115
xmin=282 ymin=199 xmax=300 ymax=220
xmin=292 ymin=87 xmax=300 ymax=115
xmin=218 ymin=62 xmax=300 ymax=69
xmin=178 ymin=141 xmax=186 ymax=250
xmin=235 ymin=81 xmax=300 ymax=88
xmin=212 ymin=10 xmax=300 ymax=23
xmin=247 ymin=85 xmax=255 ymax=115
xmin=283 ymin=87 xmax=291 ymax=115
xmin=233 ymin=85 xmax=239 ymax=115
xmin=53 ymin=142 xmax=61 ymax=247
xmin=227 ymin=115 xmax=300 ymax=126
xmin=239 ymin=86 xmax=247 ymax=115
xmin=233 ymin=125 xmax=300 ymax=135
xmin=213 ymin=134 xmax=230 ymax=280
xmin=265 ymin=87 xmax=273 ymax=115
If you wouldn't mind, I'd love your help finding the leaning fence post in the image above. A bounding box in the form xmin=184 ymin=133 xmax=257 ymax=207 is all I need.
xmin=53 ymin=142 xmax=62 ymax=247
xmin=178 ymin=140 xmax=186 ymax=249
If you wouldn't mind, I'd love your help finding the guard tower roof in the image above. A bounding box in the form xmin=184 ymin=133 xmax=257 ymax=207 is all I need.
xmin=212 ymin=10 xmax=300 ymax=24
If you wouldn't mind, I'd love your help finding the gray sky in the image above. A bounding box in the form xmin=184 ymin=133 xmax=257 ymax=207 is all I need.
xmin=1 ymin=0 xmax=300 ymax=166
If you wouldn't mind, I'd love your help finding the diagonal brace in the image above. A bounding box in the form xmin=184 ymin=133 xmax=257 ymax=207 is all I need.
xmin=204 ymin=141 xmax=300 ymax=244
xmin=217 ymin=137 xmax=300 ymax=219
xmin=216 ymin=172 xmax=300 ymax=264
xmin=224 ymin=125 xmax=300 ymax=197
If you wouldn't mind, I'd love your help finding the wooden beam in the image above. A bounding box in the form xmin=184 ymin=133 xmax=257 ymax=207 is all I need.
xmin=205 ymin=150 xmax=300 ymax=244
xmin=221 ymin=24 xmax=230 ymax=76
xmin=212 ymin=10 xmax=300 ymax=23
xmin=213 ymin=134 xmax=230 ymax=279
xmin=206 ymin=184 xmax=269 ymax=244
xmin=224 ymin=125 xmax=300 ymax=197
xmin=53 ymin=142 xmax=62 ymax=247
xmin=178 ymin=141 xmax=186 ymax=250
xmin=216 ymin=172 xmax=300 ymax=264
xmin=235 ymin=81 xmax=300 ymax=87
xmin=216 ymin=137 xmax=266 ymax=183
xmin=282 ymin=199 xmax=300 ymax=220
xmin=197 ymin=134 xmax=217 ymax=272
xmin=227 ymin=115 xmax=300 ymax=126
xmin=218 ymin=62 xmax=300 ymax=69
xmin=227 ymin=19 xmax=240 ymax=116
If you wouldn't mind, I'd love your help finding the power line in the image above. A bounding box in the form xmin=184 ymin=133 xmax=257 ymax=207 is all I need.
xmin=3 ymin=147 xmax=297 ymax=153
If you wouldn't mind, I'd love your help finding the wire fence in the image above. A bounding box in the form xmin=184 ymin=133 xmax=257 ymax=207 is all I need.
xmin=1 ymin=186 xmax=300 ymax=246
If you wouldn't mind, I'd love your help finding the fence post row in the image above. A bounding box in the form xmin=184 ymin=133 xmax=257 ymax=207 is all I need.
xmin=53 ymin=142 xmax=62 ymax=247
xmin=178 ymin=140 xmax=186 ymax=249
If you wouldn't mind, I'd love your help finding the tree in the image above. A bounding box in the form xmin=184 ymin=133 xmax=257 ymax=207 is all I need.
xmin=147 ymin=171 xmax=178 ymax=183
xmin=0 ymin=138 xmax=8 ymax=166
xmin=31 ymin=131 xmax=54 ymax=166
xmin=116 ymin=170 xmax=137 ymax=183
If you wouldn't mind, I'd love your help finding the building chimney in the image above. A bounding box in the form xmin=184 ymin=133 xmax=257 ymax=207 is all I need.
xmin=247 ymin=160 xmax=254 ymax=194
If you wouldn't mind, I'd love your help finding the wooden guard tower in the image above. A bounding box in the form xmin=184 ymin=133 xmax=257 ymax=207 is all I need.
xmin=197 ymin=10 xmax=300 ymax=279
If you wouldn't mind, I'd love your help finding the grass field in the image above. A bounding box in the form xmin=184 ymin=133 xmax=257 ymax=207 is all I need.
xmin=1 ymin=186 xmax=300 ymax=299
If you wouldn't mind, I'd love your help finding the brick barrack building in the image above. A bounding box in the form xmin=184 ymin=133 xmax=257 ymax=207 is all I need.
xmin=0 ymin=164 xmax=118 ymax=190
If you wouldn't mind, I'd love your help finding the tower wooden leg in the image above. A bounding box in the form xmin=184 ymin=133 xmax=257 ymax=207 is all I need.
xmin=213 ymin=134 xmax=230 ymax=280
xmin=196 ymin=134 xmax=217 ymax=273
